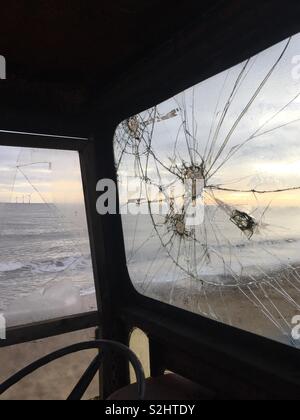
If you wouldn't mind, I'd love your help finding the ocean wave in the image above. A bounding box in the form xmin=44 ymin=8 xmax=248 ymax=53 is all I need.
xmin=0 ymin=255 xmax=91 ymax=274
xmin=80 ymin=286 xmax=96 ymax=297
xmin=215 ymin=236 xmax=300 ymax=250
xmin=31 ymin=256 xmax=91 ymax=274
xmin=0 ymin=262 xmax=24 ymax=272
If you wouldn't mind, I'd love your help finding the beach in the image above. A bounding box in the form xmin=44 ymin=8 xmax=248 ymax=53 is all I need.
xmin=0 ymin=329 xmax=99 ymax=400
xmin=136 ymin=270 xmax=300 ymax=347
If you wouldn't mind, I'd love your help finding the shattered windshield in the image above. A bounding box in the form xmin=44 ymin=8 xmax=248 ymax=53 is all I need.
xmin=114 ymin=34 xmax=300 ymax=347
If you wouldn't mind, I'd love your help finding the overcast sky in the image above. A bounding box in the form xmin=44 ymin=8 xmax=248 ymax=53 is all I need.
xmin=118 ymin=33 xmax=300 ymax=209
xmin=0 ymin=147 xmax=84 ymax=204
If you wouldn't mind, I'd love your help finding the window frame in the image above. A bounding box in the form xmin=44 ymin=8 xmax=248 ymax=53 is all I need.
xmin=0 ymin=131 xmax=101 ymax=348
xmin=99 ymin=31 xmax=300 ymax=396
xmin=114 ymin=47 xmax=300 ymax=348
xmin=87 ymin=115 xmax=300 ymax=398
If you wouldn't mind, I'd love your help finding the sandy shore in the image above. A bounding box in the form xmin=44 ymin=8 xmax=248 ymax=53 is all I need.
xmin=137 ymin=267 xmax=300 ymax=346
xmin=0 ymin=329 xmax=99 ymax=400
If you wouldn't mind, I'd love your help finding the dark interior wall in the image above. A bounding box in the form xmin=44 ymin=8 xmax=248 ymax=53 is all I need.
xmin=0 ymin=0 xmax=221 ymax=134
xmin=0 ymin=0 xmax=220 ymax=81
xmin=0 ymin=1 xmax=299 ymax=137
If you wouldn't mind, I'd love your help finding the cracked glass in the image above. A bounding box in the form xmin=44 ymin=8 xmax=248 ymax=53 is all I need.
xmin=114 ymin=35 xmax=300 ymax=347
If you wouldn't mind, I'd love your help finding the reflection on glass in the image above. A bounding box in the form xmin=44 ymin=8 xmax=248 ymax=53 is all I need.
xmin=115 ymin=34 xmax=300 ymax=347
xmin=0 ymin=146 xmax=96 ymax=327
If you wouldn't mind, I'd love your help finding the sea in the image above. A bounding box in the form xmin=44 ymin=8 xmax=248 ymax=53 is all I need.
xmin=0 ymin=203 xmax=96 ymax=326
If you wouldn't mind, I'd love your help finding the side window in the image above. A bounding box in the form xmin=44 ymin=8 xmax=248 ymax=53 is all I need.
xmin=114 ymin=34 xmax=300 ymax=348
xmin=0 ymin=146 xmax=96 ymax=327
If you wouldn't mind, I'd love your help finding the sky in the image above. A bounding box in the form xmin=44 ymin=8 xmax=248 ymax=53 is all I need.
xmin=0 ymin=146 xmax=85 ymax=204
xmin=117 ymin=33 xmax=300 ymax=209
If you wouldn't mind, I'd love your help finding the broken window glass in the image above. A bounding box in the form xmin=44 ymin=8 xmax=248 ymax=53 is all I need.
xmin=114 ymin=34 xmax=300 ymax=348
xmin=0 ymin=145 xmax=96 ymax=327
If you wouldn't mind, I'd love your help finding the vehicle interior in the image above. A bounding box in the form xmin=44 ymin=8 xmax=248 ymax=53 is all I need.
xmin=0 ymin=0 xmax=300 ymax=400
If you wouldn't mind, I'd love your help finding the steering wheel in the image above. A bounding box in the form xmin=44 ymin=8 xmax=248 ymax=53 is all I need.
xmin=0 ymin=340 xmax=146 ymax=400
